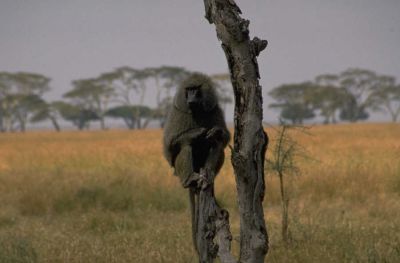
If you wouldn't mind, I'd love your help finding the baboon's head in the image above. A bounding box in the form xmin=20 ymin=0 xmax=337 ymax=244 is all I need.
xmin=174 ymin=73 xmax=218 ymax=114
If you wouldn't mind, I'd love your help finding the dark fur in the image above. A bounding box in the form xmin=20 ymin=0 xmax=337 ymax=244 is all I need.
xmin=163 ymin=73 xmax=230 ymax=252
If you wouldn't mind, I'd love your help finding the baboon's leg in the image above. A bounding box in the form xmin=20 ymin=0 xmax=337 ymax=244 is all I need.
xmin=189 ymin=188 xmax=199 ymax=253
xmin=174 ymin=145 xmax=200 ymax=253
xmin=203 ymin=144 xmax=225 ymax=180
xmin=174 ymin=145 xmax=199 ymax=188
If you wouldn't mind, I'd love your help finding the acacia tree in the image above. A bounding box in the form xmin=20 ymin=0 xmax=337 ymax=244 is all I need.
xmin=337 ymin=68 xmax=378 ymax=122
xmin=269 ymin=83 xmax=316 ymax=124
xmin=106 ymin=105 xmax=152 ymax=129
xmin=0 ymin=72 xmax=11 ymax=132
xmin=369 ymin=75 xmax=400 ymax=122
xmin=66 ymin=77 xmax=114 ymax=130
xmin=30 ymin=101 xmax=64 ymax=132
xmin=312 ymin=74 xmax=348 ymax=124
xmin=56 ymin=101 xmax=98 ymax=130
xmin=196 ymin=1 xmax=269 ymax=262
xmin=11 ymin=94 xmax=45 ymax=132
xmin=110 ymin=67 xmax=152 ymax=129
xmin=91 ymin=66 xmax=188 ymax=130
xmin=0 ymin=72 xmax=50 ymax=132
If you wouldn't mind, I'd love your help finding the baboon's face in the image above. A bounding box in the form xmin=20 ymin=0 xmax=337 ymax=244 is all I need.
xmin=185 ymin=85 xmax=203 ymax=111
xmin=174 ymin=73 xmax=217 ymax=114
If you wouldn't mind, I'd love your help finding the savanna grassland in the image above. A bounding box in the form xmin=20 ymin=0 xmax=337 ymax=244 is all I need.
xmin=0 ymin=124 xmax=399 ymax=263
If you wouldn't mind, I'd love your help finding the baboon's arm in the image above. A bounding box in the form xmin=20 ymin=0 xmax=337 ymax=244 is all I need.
xmin=167 ymin=127 xmax=207 ymax=167
xmin=203 ymin=126 xmax=230 ymax=177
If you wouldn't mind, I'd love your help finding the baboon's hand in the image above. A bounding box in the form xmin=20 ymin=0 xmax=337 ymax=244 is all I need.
xmin=206 ymin=127 xmax=223 ymax=141
xmin=172 ymin=128 xmax=207 ymax=146
xmin=188 ymin=127 xmax=208 ymax=138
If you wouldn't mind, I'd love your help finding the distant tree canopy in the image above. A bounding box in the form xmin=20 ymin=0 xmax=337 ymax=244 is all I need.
xmin=0 ymin=66 xmax=234 ymax=132
xmin=269 ymin=68 xmax=400 ymax=124
xmin=106 ymin=105 xmax=152 ymax=129
xmin=57 ymin=102 xmax=99 ymax=130
xmin=92 ymin=66 xmax=193 ymax=129
xmin=269 ymin=82 xmax=319 ymax=124
xmin=1 ymin=66 xmax=398 ymax=132
xmin=65 ymin=77 xmax=114 ymax=130
xmin=0 ymin=72 xmax=50 ymax=132
xmin=368 ymin=75 xmax=400 ymax=122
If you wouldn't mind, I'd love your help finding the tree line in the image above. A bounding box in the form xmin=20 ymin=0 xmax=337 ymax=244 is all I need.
xmin=269 ymin=68 xmax=400 ymax=124
xmin=0 ymin=67 xmax=233 ymax=132
xmin=1 ymin=67 xmax=398 ymax=132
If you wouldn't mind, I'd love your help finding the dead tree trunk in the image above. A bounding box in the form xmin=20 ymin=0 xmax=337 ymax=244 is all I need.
xmin=203 ymin=1 xmax=269 ymax=262
xmin=196 ymin=168 xmax=236 ymax=263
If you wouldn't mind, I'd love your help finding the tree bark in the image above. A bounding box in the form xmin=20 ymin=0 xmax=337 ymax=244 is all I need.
xmin=196 ymin=168 xmax=236 ymax=263
xmin=203 ymin=1 xmax=269 ymax=262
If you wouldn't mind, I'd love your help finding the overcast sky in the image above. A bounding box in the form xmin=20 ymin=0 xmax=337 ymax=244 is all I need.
xmin=1 ymin=0 xmax=399 ymax=123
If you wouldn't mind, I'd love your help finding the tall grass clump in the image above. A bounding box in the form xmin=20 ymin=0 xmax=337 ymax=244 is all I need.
xmin=0 ymin=235 xmax=38 ymax=263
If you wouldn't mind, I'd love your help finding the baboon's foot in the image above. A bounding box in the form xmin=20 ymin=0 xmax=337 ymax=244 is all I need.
xmin=197 ymin=168 xmax=212 ymax=190
xmin=182 ymin=172 xmax=201 ymax=188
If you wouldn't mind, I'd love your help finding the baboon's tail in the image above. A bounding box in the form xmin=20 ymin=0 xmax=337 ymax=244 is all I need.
xmin=189 ymin=188 xmax=198 ymax=253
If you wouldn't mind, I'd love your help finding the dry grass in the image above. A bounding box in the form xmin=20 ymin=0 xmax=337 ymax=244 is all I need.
xmin=0 ymin=124 xmax=399 ymax=262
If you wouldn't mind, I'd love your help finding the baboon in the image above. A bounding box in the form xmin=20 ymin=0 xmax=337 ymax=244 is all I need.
xmin=163 ymin=73 xmax=230 ymax=252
